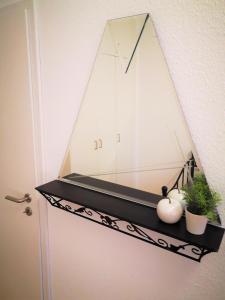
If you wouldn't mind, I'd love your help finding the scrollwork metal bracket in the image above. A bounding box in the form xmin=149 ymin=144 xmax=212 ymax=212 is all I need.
xmin=39 ymin=192 xmax=213 ymax=262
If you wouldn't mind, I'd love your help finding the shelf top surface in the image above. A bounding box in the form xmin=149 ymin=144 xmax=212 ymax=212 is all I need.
xmin=36 ymin=179 xmax=224 ymax=251
xmin=61 ymin=173 xmax=162 ymax=207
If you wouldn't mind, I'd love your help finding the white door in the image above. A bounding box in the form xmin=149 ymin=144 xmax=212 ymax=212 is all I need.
xmin=0 ymin=1 xmax=42 ymax=300
xmin=66 ymin=26 xmax=117 ymax=180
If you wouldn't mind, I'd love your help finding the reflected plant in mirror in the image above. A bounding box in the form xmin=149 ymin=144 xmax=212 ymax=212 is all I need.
xmin=59 ymin=13 xmax=201 ymax=207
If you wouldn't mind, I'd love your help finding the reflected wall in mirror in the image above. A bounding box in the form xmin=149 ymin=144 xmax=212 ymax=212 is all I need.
xmin=59 ymin=13 xmax=200 ymax=203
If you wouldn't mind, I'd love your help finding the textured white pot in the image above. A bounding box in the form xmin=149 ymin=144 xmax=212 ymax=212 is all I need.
xmin=185 ymin=208 xmax=208 ymax=235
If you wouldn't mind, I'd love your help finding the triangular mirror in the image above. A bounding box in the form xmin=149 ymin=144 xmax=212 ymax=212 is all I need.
xmin=59 ymin=13 xmax=200 ymax=206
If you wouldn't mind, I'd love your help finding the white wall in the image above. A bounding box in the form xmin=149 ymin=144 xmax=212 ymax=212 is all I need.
xmin=35 ymin=1 xmax=225 ymax=299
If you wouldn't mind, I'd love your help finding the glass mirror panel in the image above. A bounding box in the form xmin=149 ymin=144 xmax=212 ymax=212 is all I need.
xmin=59 ymin=13 xmax=199 ymax=202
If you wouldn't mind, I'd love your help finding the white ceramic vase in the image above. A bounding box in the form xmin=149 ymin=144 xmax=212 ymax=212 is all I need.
xmin=185 ymin=208 xmax=208 ymax=235
xmin=157 ymin=198 xmax=183 ymax=224
xmin=167 ymin=189 xmax=186 ymax=209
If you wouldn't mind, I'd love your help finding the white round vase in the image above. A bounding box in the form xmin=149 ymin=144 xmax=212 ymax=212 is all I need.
xmin=157 ymin=198 xmax=183 ymax=224
xmin=185 ymin=208 xmax=208 ymax=235
xmin=167 ymin=189 xmax=186 ymax=209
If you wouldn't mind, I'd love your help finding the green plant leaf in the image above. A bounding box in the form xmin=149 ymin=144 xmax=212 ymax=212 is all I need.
xmin=182 ymin=173 xmax=222 ymax=221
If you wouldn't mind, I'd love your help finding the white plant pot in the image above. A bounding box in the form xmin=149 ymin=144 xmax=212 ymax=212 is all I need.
xmin=185 ymin=208 xmax=208 ymax=235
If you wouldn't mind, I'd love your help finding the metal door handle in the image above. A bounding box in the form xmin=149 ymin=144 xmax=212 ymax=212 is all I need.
xmin=5 ymin=193 xmax=31 ymax=203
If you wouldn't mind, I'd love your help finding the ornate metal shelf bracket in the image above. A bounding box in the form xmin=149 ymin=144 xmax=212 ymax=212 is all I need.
xmin=40 ymin=192 xmax=213 ymax=262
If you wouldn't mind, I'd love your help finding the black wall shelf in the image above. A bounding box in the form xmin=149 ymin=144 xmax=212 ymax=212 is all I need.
xmin=36 ymin=179 xmax=224 ymax=262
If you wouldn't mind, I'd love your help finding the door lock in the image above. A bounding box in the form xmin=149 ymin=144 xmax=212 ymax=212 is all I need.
xmin=23 ymin=207 xmax=32 ymax=216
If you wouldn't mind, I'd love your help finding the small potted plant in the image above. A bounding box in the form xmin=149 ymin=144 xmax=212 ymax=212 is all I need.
xmin=182 ymin=173 xmax=222 ymax=235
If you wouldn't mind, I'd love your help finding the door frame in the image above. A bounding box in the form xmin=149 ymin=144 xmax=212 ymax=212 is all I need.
xmin=0 ymin=1 xmax=51 ymax=299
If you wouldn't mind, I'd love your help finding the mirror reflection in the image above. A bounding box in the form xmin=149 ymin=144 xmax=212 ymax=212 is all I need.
xmin=59 ymin=13 xmax=199 ymax=203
